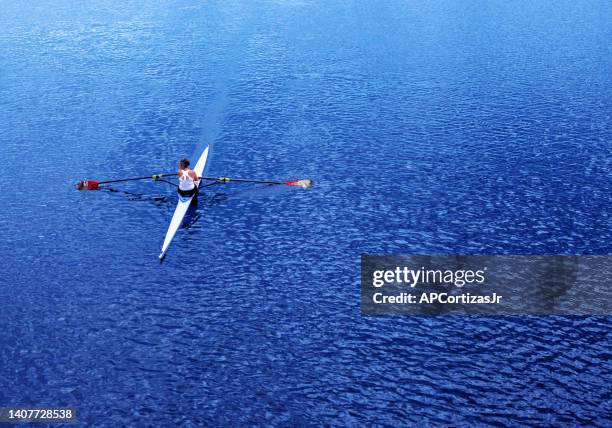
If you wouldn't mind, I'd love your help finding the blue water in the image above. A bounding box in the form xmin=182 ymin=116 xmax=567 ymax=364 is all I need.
xmin=1 ymin=0 xmax=610 ymax=425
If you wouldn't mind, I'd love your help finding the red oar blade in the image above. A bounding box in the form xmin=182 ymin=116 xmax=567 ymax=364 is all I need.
xmin=285 ymin=179 xmax=313 ymax=189
xmin=76 ymin=180 xmax=100 ymax=190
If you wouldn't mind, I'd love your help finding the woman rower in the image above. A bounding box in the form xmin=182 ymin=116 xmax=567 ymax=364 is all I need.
xmin=177 ymin=158 xmax=199 ymax=197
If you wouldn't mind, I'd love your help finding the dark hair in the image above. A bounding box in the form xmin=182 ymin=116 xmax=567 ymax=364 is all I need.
xmin=179 ymin=158 xmax=190 ymax=168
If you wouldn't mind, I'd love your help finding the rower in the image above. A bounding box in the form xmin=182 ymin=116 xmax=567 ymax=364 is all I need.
xmin=177 ymin=158 xmax=198 ymax=197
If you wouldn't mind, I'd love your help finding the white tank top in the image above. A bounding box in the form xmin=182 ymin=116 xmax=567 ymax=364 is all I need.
xmin=179 ymin=169 xmax=195 ymax=191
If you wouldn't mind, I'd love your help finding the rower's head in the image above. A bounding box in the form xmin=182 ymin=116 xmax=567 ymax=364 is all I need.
xmin=179 ymin=158 xmax=190 ymax=169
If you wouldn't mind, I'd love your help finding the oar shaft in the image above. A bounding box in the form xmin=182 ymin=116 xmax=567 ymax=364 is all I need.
xmin=98 ymin=173 xmax=175 ymax=185
xmin=198 ymin=176 xmax=313 ymax=188
xmin=76 ymin=173 xmax=176 ymax=190
xmin=199 ymin=176 xmax=284 ymax=185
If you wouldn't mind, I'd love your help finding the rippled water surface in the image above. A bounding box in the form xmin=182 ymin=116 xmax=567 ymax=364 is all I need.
xmin=0 ymin=0 xmax=610 ymax=426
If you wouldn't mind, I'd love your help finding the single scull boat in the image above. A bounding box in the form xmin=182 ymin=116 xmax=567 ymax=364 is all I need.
xmin=159 ymin=145 xmax=210 ymax=261
xmin=76 ymin=145 xmax=312 ymax=260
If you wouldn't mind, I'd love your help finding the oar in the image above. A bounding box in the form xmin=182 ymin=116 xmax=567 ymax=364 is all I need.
xmin=199 ymin=176 xmax=313 ymax=189
xmin=76 ymin=174 xmax=313 ymax=190
xmin=76 ymin=173 xmax=175 ymax=190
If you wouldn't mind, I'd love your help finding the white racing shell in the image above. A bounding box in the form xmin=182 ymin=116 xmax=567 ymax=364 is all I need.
xmin=159 ymin=145 xmax=209 ymax=260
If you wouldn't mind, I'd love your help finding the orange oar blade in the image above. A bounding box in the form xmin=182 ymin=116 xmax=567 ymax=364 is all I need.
xmin=286 ymin=179 xmax=313 ymax=189
xmin=76 ymin=180 xmax=100 ymax=190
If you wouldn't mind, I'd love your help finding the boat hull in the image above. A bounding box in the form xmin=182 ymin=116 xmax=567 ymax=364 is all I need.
xmin=159 ymin=146 xmax=210 ymax=260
